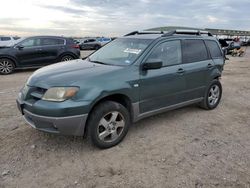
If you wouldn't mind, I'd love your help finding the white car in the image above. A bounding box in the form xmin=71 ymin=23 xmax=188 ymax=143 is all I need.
xmin=0 ymin=36 xmax=22 ymax=47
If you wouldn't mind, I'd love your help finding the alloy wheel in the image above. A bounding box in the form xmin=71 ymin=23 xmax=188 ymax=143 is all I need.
xmin=0 ymin=60 xmax=14 ymax=74
xmin=208 ymin=85 xmax=220 ymax=106
xmin=97 ymin=111 xmax=125 ymax=143
xmin=61 ymin=56 xmax=73 ymax=61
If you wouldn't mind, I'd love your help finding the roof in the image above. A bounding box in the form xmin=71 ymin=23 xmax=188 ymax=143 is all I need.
xmin=147 ymin=26 xmax=250 ymax=36
xmin=122 ymin=30 xmax=215 ymax=40
xmin=123 ymin=34 xmax=162 ymax=40
xmin=26 ymin=35 xmax=70 ymax=39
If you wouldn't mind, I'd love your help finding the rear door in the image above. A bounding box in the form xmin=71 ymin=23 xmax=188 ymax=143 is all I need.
xmin=139 ymin=40 xmax=186 ymax=113
xmin=205 ymin=40 xmax=224 ymax=76
xmin=39 ymin=37 xmax=65 ymax=65
xmin=181 ymin=39 xmax=213 ymax=100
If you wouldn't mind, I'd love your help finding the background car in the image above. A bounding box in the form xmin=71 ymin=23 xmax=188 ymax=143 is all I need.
xmin=218 ymin=39 xmax=241 ymax=54
xmin=0 ymin=36 xmax=80 ymax=74
xmin=0 ymin=36 xmax=22 ymax=47
xmin=79 ymin=38 xmax=102 ymax=50
xmin=226 ymin=41 xmax=241 ymax=54
xmin=97 ymin=37 xmax=112 ymax=46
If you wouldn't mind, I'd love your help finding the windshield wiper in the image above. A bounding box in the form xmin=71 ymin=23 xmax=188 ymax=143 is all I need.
xmin=88 ymin=58 xmax=108 ymax=65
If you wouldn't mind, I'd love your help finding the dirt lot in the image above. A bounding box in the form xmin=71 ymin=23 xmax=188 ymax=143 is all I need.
xmin=0 ymin=49 xmax=250 ymax=188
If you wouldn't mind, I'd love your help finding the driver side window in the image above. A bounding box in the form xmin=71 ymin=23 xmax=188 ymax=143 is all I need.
xmin=147 ymin=40 xmax=182 ymax=67
xmin=20 ymin=38 xmax=41 ymax=47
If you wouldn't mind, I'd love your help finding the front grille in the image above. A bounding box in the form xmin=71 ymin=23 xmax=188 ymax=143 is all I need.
xmin=23 ymin=86 xmax=47 ymax=102
xmin=30 ymin=87 xmax=47 ymax=100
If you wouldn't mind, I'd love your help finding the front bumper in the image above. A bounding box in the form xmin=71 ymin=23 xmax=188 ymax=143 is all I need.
xmin=17 ymin=99 xmax=88 ymax=136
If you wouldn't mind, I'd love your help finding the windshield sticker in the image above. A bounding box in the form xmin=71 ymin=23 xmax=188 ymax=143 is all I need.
xmin=124 ymin=48 xmax=142 ymax=54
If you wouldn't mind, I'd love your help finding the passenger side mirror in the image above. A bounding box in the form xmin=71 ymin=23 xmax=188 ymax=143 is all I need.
xmin=143 ymin=59 xmax=162 ymax=70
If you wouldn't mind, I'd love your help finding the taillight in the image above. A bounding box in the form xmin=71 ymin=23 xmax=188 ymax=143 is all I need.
xmin=71 ymin=44 xmax=79 ymax=49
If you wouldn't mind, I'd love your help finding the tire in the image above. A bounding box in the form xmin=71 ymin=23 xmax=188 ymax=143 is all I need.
xmin=199 ymin=80 xmax=222 ymax=110
xmin=0 ymin=58 xmax=15 ymax=75
xmin=86 ymin=101 xmax=130 ymax=149
xmin=60 ymin=55 xmax=74 ymax=62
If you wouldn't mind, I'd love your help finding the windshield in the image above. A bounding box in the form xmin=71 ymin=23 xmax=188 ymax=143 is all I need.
xmin=88 ymin=38 xmax=152 ymax=66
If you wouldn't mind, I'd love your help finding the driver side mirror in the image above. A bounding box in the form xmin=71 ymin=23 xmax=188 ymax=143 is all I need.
xmin=15 ymin=45 xmax=24 ymax=50
xmin=143 ymin=59 xmax=163 ymax=70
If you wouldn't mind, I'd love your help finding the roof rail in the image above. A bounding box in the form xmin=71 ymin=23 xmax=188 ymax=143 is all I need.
xmin=124 ymin=30 xmax=164 ymax=36
xmin=162 ymin=29 xmax=213 ymax=37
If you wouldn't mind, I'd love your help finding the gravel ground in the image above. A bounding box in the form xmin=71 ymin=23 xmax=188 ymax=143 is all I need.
xmin=0 ymin=49 xmax=250 ymax=188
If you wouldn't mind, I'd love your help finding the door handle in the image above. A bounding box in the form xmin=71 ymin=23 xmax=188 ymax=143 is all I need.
xmin=177 ymin=68 xmax=185 ymax=74
xmin=207 ymin=63 xmax=213 ymax=69
xmin=35 ymin=49 xmax=43 ymax=51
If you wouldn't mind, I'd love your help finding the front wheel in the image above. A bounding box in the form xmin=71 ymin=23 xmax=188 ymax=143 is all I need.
xmin=0 ymin=58 xmax=15 ymax=75
xmin=200 ymin=80 xmax=222 ymax=110
xmin=86 ymin=101 xmax=130 ymax=149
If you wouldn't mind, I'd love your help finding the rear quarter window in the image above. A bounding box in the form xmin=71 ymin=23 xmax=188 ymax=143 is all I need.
xmin=182 ymin=39 xmax=208 ymax=63
xmin=205 ymin=40 xmax=223 ymax=59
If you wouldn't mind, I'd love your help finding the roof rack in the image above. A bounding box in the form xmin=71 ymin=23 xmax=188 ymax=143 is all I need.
xmin=124 ymin=30 xmax=164 ymax=36
xmin=162 ymin=29 xmax=213 ymax=37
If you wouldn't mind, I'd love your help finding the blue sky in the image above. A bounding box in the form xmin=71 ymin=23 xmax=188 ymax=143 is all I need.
xmin=0 ymin=0 xmax=249 ymax=36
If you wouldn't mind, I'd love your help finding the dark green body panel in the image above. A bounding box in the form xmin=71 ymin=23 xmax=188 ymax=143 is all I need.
xmin=20 ymin=35 xmax=224 ymax=120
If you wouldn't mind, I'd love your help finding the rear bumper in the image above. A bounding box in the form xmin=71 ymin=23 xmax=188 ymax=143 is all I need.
xmin=22 ymin=109 xmax=88 ymax=136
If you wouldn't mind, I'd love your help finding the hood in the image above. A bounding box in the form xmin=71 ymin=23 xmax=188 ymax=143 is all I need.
xmin=27 ymin=59 xmax=123 ymax=88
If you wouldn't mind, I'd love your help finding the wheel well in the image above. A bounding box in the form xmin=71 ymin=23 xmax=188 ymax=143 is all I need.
xmin=0 ymin=56 xmax=17 ymax=67
xmin=213 ymin=76 xmax=221 ymax=80
xmin=84 ymin=94 xmax=133 ymax=137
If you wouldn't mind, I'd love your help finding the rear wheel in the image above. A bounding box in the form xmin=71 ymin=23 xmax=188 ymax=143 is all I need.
xmin=0 ymin=58 xmax=15 ymax=75
xmin=87 ymin=101 xmax=130 ymax=149
xmin=200 ymin=80 xmax=222 ymax=110
xmin=61 ymin=55 xmax=74 ymax=62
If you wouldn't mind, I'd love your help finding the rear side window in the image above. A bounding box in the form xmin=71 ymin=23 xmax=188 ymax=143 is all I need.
xmin=0 ymin=37 xmax=11 ymax=41
xmin=41 ymin=38 xmax=64 ymax=46
xmin=147 ymin=40 xmax=182 ymax=67
xmin=88 ymin=39 xmax=96 ymax=42
xmin=182 ymin=40 xmax=208 ymax=63
xmin=205 ymin=40 xmax=222 ymax=59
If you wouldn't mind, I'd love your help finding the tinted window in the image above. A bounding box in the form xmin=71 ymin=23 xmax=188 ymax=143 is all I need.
xmin=205 ymin=40 xmax=222 ymax=58
xmin=20 ymin=38 xmax=41 ymax=47
xmin=182 ymin=40 xmax=208 ymax=63
xmin=0 ymin=37 xmax=11 ymax=41
xmin=88 ymin=39 xmax=96 ymax=43
xmin=41 ymin=38 xmax=64 ymax=46
xmin=147 ymin=40 xmax=182 ymax=66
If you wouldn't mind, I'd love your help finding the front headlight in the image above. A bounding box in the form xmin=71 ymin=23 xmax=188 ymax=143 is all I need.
xmin=42 ymin=87 xmax=79 ymax=102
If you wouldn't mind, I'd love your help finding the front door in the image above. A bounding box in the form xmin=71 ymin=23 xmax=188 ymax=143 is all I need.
xmin=139 ymin=40 xmax=186 ymax=114
xmin=15 ymin=38 xmax=44 ymax=67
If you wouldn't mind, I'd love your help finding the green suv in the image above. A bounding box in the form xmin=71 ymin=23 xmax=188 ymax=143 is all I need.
xmin=17 ymin=30 xmax=225 ymax=148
